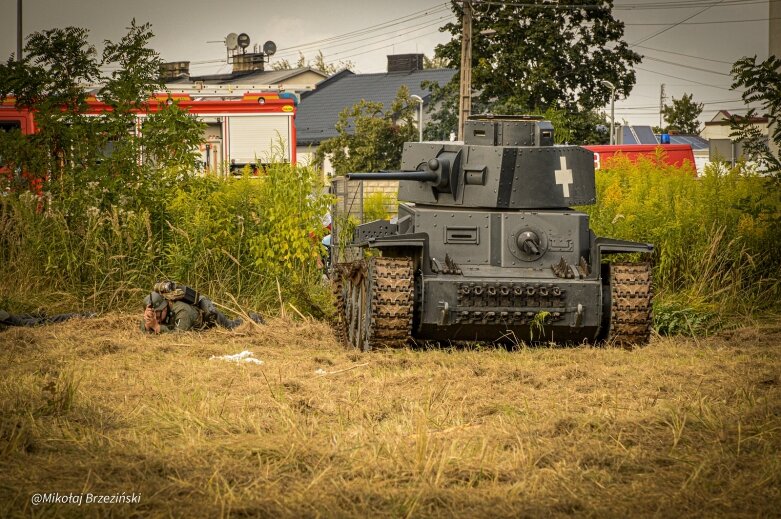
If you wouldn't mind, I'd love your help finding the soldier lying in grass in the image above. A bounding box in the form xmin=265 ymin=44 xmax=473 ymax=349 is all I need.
xmin=142 ymin=282 xmax=263 ymax=334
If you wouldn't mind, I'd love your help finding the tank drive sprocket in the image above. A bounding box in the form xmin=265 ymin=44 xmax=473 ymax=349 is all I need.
xmin=336 ymin=257 xmax=413 ymax=351
xmin=606 ymin=262 xmax=653 ymax=346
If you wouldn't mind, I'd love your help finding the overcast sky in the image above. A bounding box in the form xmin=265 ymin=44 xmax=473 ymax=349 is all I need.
xmin=0 ymin=0 xmax=771 ymax=127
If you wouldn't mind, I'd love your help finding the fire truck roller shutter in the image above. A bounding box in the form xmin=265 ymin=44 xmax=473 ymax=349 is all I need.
xmin=227 ymin=115 xmax=291 ymax=165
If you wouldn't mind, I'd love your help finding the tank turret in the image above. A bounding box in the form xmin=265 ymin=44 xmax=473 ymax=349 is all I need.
xmin=348 ymin=116 xmax=595 ymax=209
xmin=333 ymin=115 xmax=654 ymax=351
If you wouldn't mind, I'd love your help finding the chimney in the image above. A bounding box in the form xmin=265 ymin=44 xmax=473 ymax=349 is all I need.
xmin=159 ymin=61 xmax=190 ymax=80
xmin=232 ymin=52 xmax=266 ymax=73
xmin=387 ymin=54 xmax=424 ymax=73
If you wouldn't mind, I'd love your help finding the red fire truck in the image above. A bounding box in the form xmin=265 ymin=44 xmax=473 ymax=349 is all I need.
xmin=584 ymin=144 xmax=696 ymax=172
xmin=1 ymin=88 xmax=298 ymax=174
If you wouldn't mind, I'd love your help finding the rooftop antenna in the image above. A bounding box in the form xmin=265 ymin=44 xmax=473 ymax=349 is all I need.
xmin=237 ymin=33 xmax=251 ymax=53
xmin=225 ymin=32 xmax=238 ymax=52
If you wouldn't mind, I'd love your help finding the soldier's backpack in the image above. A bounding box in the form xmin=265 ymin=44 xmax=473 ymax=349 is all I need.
xmin=153 ymin=281 xmax=200 ymax=305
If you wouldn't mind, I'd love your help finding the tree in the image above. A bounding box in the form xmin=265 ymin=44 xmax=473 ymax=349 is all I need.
xmin=271 ymin=53 xmax=306 ymax=71
xmin=730 ymin=54 xmax=781 ymax=176
xmin=271 ymin=50 xmax=353 ymax=75
xmin=315 ymin=86 xmax=417 ymax=175
xmin=421 ymin=78 xmax=459 ymax=141
xmin=661 ymin=93 xmax=703 ymax=134
xmin=0 ymin=20 xmax=205 ymax=209
xmin=423 ymin=55 xmax=448 ymax=69
xmin=0 ymin=27 xmax=102 ymax=185
xmin=427 ymin=0 xmax=640 ymax=143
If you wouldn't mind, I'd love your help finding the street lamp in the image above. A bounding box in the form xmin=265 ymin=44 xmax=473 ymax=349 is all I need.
xmin=601 ymin=80 xmax=616 ymax=145
xmin=410 ymin=94 xmax=424 ymax=142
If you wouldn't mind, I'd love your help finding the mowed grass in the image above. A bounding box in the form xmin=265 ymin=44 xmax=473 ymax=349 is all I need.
xmin=1 ymin=315 xmax=780 ymax=518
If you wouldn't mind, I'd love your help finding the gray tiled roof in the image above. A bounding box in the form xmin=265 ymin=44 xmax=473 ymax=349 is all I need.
xmin=296 ymin=68 xmax=457 ymax=146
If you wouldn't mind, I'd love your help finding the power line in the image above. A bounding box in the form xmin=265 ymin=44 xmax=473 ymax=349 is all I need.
xmin=635 ymin=66 xmax=734 ymax=90
xmin=625 ymin=16 xmax=777 ymax=26
xmin=630 ymin=0 xmax=726 ymax=47
xmin=321 ymin=22 xmax=447 ymax=61
xmin=273 ymin=13 xmax=452 ymax=60
xmin=186 ymin=5 xmax=452 ymax=68
xmin=619 ymin=98 xmax=744 ymax=109
xmin=275 ymin=3 xmax=450 ymax=55
xmin=615 ymin=107 xmax=758 ymax=115
xmin=470 ymin=0 xmax=772 ymax=9
xmin=642 ymin=55 xmax=730 ymax=76
xmin=616 ymin=0 xmax=774 ymax=9
xmin=104 ymin=4 xmax=452 ymax=72
xmin=634 ymin=44 xmax=734 ymax=65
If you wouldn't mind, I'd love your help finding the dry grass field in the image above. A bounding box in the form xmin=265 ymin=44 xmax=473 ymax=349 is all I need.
xmin=1 ymin=314 xmax=780 ymax=518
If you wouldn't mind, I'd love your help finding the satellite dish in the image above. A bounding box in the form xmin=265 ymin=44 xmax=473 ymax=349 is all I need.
xmin=263 ymin=41 xmax=277 ymax=56
xmin=225 ymin=33 xmax=238 ymax=51
xmin=237 ymin=33 xmax=251 ymax=50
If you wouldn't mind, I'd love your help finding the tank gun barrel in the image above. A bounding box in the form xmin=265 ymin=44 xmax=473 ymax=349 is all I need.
xmin=348 ymin=156 xmax=461 ymax=197
xmin=347 ymin=171 xmax=439 ymax=182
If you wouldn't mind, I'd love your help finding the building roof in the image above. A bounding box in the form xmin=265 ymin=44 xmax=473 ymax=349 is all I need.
xmin=663 ymin=135 xmax=710 ymax=150
xmin=620 ymin=125 xmax=709 ymax=150
xmin=166 ymin=67 xmax=327 ymax=86
xmin=705 ymin=109 xmax=768 ymax=126
xmin=621 ymin=125 xmax=659 ymax=145
xmin=296 ymin=68 xmax=457 ymax=146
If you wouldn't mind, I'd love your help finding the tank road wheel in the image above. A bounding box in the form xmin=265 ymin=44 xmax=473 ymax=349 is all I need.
xmin=343 ymin=261 xmax=368 ymax=350
xmin=336 ymin=257 xmax=414 ymax=351
xmin=330 ymin=263 xmax=350 ymax=345
xmin=605 ymin=262 xmax=654 ymax=347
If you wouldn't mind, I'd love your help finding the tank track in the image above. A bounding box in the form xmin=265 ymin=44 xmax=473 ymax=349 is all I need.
xmin=330 ymin=263 xmax=350 ymax=345
xmin=334 ymin=257 xmax=414 ymax=351
xmin=607 ymin=262 xmax=653 ymax=346
xmin=367 ymin=257 xmax=414 ymax=349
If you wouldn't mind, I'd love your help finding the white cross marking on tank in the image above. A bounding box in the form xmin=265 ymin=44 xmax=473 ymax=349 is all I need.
xmin=554 ymin=156 xmax=573 ymax=198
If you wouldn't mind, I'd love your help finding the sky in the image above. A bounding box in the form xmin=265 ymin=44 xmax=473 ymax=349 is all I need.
xmin=0 ymin=0 xmax=772 ymax=128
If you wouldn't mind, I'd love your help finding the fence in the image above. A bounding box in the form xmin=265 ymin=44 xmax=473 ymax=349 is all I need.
xmin=328 ymin=176 xmax=400 ymax=263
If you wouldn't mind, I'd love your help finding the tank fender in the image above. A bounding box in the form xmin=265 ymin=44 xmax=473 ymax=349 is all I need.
xmin=595 ymin=237 xmax=654 ymax=255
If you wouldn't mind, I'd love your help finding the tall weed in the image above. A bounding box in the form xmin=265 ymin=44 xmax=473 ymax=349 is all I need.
xmin=0 ymin=164 xmax=332 ymax=315
xmin=582 ymin=155 xmax=781 ymax=328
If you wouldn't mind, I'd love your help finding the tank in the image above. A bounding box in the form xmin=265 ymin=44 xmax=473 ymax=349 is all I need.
xmin=332 ymin=115 xmax=653 ymax=350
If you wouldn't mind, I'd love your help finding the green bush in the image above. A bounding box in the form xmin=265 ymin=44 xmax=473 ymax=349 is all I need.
xmin=0 ymin=164 xmax=333 ymax=316
xmin=363 ymin=191 xmax=396 ymax=222
xmin=580 ymin=154 xmax=781 ymax=327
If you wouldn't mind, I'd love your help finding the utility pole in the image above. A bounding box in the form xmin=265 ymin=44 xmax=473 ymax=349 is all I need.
xmin=458 ymin=0 xmax=473 ymax=141
xmin=602 ymin=80 xmax=616 ymax=145
xmin=17 ymin=0 xmax=23 ymax=61
xmin=659 ymin=83 xmax=666 ymax=129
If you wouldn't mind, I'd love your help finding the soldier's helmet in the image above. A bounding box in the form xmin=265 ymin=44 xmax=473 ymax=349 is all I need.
xmin=144 ymin=292 xmax=168 ymax=311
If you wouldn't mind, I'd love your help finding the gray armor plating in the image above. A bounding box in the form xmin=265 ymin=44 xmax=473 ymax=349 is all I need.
xmin=340 ymin=115 xmax=654 ymax=346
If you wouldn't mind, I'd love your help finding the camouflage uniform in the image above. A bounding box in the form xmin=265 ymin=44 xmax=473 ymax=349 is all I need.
xmin=140 ymin=299 xmax=207 ymax=333
xmin=141 ymin=285 xmax=259 ymax=334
